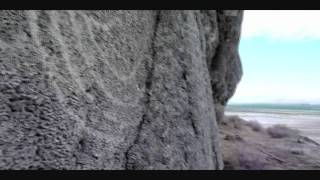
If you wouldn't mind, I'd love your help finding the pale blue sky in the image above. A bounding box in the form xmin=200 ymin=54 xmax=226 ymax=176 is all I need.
xmin=229 ymin=11 xmax=320 ymax=104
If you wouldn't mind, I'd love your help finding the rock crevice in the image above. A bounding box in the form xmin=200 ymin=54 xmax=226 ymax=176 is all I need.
xmin=124 ymin=10 xmax=162 ymax=170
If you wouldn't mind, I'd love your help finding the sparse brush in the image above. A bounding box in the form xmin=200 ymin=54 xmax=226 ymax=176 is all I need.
xmin=290 ymin=148 xmax=304 ymax=155
xmin=226 ymin=115 xmax=245 ymax=129
xmin=237 ymin=145 xmax=268 ymax=170
xmin=267 ymin=124 xmax=299 ymax=138
xmin=246 ymin=120 xmax=263 ymax=132
xmin=224 ymin=134 xmax=244 ymax=142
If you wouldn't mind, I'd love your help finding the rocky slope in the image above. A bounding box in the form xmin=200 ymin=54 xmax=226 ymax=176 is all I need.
xmin=0 ymin=10 xmax=243 ymax=170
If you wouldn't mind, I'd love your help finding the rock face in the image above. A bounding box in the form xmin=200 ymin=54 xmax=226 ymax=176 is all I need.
xmin=208 ymin=11 xmax=243 ymax=123
xmin=0 ymin=10 xmax=243 ymax=170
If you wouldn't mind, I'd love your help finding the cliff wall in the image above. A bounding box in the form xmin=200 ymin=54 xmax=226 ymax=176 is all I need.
xmin=0 ymin=10 xmax=243 ymax=169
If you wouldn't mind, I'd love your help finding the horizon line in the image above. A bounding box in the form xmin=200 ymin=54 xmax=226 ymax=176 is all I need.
xmin=227 ymin=102 xmax=320 ymax=105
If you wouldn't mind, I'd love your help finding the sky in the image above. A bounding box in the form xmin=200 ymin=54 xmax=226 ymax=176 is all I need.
xmin=228 ymin=10 xmax=320 ymax=104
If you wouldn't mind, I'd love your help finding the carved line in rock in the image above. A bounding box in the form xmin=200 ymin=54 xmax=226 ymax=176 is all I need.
xmin=62 ymin=11 xmax=138 ymax=106
xmin=26 ymin=11 xmax=86 ymax=140
xmin=26 ymin=11 xmax=130 ymax=169
xmin=82 ymin=14 xmax=142 ymax=106
xmin=28 ymin=10 xmax=121 ymax=140
xmin=54 ymin=10 xmax=134 ymax=134
xmin=86 ymin=14 xmax=145 ymax=83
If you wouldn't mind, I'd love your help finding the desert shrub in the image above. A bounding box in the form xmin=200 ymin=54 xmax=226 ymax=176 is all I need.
xmin=226 ymin=115 xmax=245 ymax=129
xmin=224 ymin=134 xmax=244 ymax=142
xmin=237 ymin=145 xmax=268 ymax=170
xmin=246 ymin=120 xmax=263 ymax=132
xmin=290 ymin=148 xmax=304 ymax=155
xmin=267 ymin=124 xmax=299 ymax=138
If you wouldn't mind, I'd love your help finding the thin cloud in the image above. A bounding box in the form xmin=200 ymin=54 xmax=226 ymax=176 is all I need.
xmin=241 ymin=10 xmax=320 ymax=40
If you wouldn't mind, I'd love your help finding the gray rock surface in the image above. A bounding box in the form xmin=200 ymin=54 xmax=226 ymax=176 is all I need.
xmin=0 ymin=10 xmax=243 ymax=170
xmin=209 ymin=10 xmax=243 ymax=123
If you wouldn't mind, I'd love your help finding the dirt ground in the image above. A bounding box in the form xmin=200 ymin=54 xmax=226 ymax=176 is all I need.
xmin=220 ymin=116 xmax=320 ymax=170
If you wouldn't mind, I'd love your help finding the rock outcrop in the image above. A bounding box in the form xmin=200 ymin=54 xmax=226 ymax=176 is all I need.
xmin=0 ymin=10 xmax=243 ymax=170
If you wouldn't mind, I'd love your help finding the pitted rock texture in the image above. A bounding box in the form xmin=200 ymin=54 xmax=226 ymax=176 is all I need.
xmin=0 ymin=10 xmax=243 ymax=170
